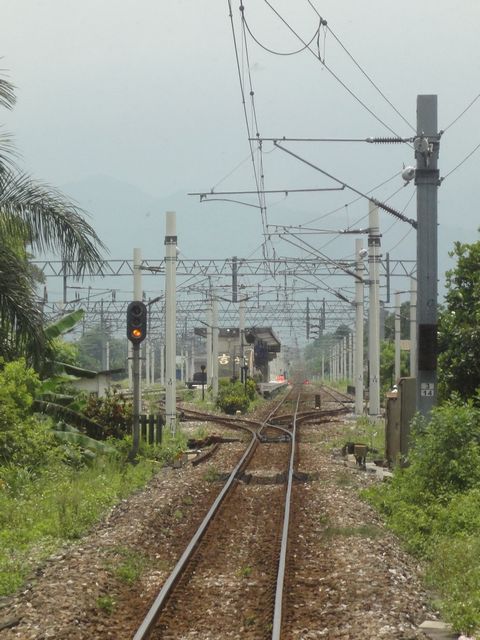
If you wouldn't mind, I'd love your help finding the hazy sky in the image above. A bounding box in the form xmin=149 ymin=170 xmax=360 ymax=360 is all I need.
xmin=1 ymin=1 xmax=479 ymax=323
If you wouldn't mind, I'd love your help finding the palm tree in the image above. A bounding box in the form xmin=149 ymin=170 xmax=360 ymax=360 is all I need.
xmin=0 ymin=73 xmax=107 ymax=366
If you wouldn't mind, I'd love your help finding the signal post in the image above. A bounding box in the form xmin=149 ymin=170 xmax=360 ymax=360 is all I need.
xmin=127 ymin=300 xmax=147 ymax=461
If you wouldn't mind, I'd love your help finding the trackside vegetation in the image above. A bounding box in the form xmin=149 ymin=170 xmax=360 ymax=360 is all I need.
xmin=0 ymin=358 xmax=186 ymax=597
xmin=216 ymin=378 xmax=258 ymax=414
xmin=364 ymin=400 xmax=480 ymax=634
xmin=365 ymin=235 xmax=480 ymax=636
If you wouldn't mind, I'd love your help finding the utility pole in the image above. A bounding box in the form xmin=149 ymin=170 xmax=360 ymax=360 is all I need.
xmin=239 ymin=295 xmax=245 ymax=381
xmin=212 ymin=292 xmax=219 ymax=399
xmin=206 ymin=302 xmax=213 ymax=392
xmin=410 ymin=277 xmax=417 ymax=377
xmin=165 ymin=212 xmax=177 ymax=434
xmin=394 ymin=291 xmax=401 ymax=383
xmin=368 ymin=200 xmax=381 ymax=416
xmin=415 ymin=95 xmax=439 ymax=415
xmin=354 ymin=238 xmax=364 ymax=415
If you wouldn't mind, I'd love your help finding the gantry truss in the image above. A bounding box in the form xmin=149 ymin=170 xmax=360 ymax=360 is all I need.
xmin=35 ymin=256 xmax=415 ymax=343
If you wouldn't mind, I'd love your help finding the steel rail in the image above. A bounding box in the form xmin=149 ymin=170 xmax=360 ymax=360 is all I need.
xmin=272 ymin=392 xmax=300 ymax=639
xmin=132 ymin=391 xmax=294 ymax=640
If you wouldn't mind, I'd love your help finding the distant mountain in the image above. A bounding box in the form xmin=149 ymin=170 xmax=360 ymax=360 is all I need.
xmin=61 ymin=174 xmax=264 ymax=260
xmin=60 ymin=174 xmax=476 ymax=300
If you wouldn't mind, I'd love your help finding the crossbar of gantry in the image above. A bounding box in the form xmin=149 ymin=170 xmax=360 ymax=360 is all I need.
xmin=31 ymin=256 xmax=415 ymax=278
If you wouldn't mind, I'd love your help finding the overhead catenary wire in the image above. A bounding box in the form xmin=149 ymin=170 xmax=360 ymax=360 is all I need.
xmin=305 ymin=0 xmax=415 ymax=133
xmin=227 ymin=0 xmax=271 ymax=263
xmin=441 ymin=140 xmax=480 ymax=182
xmin=441 ymin=92 xmax=480 ymax=134
xmin=274 ymin=139 xmax=417 ymax=228
xmin=241 ymin=5 xmax=322 ymax=56
xmin=259 ymin=0 xmax=407 ymax=139
xmin=301 ymin=170 xmax=402 ymax=226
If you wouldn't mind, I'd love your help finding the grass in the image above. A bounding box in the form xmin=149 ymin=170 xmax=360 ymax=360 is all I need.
xmin=0 ymin=456 xmax=159 ymax=596
xmin=328 ymin=415 xmax=385 ymax=462
xmin=108 ymin=546 xmax=148 ymax=585
xmin=97 ymin=594 xmax=116 ymax=614
xmin=203 ymin=465 xmax=221 ymax=483
xmin=238 ymin=565 xmax=253 ymax=578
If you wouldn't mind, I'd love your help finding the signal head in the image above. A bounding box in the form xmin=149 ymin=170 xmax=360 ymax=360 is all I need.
xmin=127 ymin=301 xmax=147 ymax=345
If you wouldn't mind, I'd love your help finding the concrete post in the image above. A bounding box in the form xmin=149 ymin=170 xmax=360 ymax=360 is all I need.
xmin=415 ymin=95 xmax=439 ymax=415
xmin=410 ymin=277 xmax=417 ymax=377
xmin=207 ymin=304 xmax=213 ymax=391
xmin=394 ymin=291 xmax=401 ymax=383
xmin=165 ymin=212 xmax=177 ymax=434
xmin=212 ymin=293 xmax=219 ymax=399
xmin=368 ymin=200 xmax=381 ymax=416
xmin=355 ymin=238 xmax=364 ymax=415
xmin=160 ymin=343 xmax=165 ymax=386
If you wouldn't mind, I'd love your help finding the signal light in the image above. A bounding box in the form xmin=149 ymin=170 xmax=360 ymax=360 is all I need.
xmin=127 ymin=301 xmax=147 ymax=345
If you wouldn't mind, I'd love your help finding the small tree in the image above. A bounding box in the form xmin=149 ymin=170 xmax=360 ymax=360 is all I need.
xmin=438 ymin=237 xmax=480 ymax=401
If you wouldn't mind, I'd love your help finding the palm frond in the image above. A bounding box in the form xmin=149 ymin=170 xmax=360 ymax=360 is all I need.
xmin=0 ymin=243 xmax=45 ymax=364
xmin=53 ymin=428 xmax=116 ymax=454
xmin=0 ymin=129 xmax=18 ymax=170
xmin=0 ymin=75 xmax=15 ymax=110
xmin=0 ymin=168 xmax=108 ymax=277
xmin=32 ymin=399 xmax=105 ymax=435
xmin=45 ymin=309 xmax=85 ymax=340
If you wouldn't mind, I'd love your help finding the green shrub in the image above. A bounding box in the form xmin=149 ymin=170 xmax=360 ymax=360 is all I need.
xmin=0 ymin=359 xmax=59 ymax=470
xmin=83 ymin=389 xmax=133 ymax=439
xmin=428 ymin=534 xmax=480 ymax=635
xmin=216 ymin=380 xmax=250 ymax=414
xmin=364 ymin=398 xmax=480 ymax=634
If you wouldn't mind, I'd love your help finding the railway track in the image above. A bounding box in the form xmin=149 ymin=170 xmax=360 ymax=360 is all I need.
xmin=133 ymin=386 xmax=304 ymax=639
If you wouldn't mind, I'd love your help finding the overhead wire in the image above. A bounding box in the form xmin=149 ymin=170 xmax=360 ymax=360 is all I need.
xmin=301 ymin=169 xmax=402 ymax=226
xmin=441 ymin=92 xmax=480 ymax=134
xmin=241 ymin=7 xmax=321 ymax=56
xmin=210 ymin=152 xmax=253 ymax=191
xmin=261 ymin=0 xmax=407 ymax=139
xmin=305 ymin=0 xmax=415 ymax=133
xmin=441 ymin=141 xmax=480 ymax=181
xmin=238 ymin=0 xmax=279 ymax=267
xmin=227 ymin=0 xmax=270 ymax=261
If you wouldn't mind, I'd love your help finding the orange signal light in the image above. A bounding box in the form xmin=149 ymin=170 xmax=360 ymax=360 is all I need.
xmin=131 ymin=328 xmax=143 ymax=339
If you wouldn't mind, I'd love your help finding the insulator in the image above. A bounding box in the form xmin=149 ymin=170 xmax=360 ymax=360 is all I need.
xmin=369 ymin=137 xmax=406 ymax=144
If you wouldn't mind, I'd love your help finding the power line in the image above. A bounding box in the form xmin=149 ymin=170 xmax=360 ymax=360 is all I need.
xmin=302 ymin=170 xmax=402 ymax=226
xmin=227 ymin=1 xmax=267 ymax=237
xmin=261 ymin=0 xmax=406 ymax=138
xmin=441 ymin=140 xmax=480 ymax=182
xmin=241 ymin=5 xmax=321 ymax=56
xmin=305 ymin=0 xmax=415 ymax=133
xmin=274 ymin=140 xmax=417 ymax=227
xmin=441 ymin=92 xmax=480 ymax=134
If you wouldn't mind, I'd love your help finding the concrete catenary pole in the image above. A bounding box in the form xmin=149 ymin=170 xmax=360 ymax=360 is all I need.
xmin=368 ymin=200 xmax=381 ymax=416
xmin=355 ymin=238 xmax=364 ymax=415
xmin=206 ymin=303 xmax=213 ymax=391
xmin=239 ymin=295 xmax=245 ymax=379
xmin=165 ymin=212 xmax=177 ymax=434
xmin=410 ymin=277 xmax=417 ymax=377
xmin=348 ymin=333 xmax=353 ymax=383
xmin=415 ymin=94 xmax=439 ymax=415
xmin=160 ymin=343 xmax=165 ymax=386
xmin=212 ymin=292 xmax=219 ymax=400
xmin=394 ymin=291 xmax=401 ymax=383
